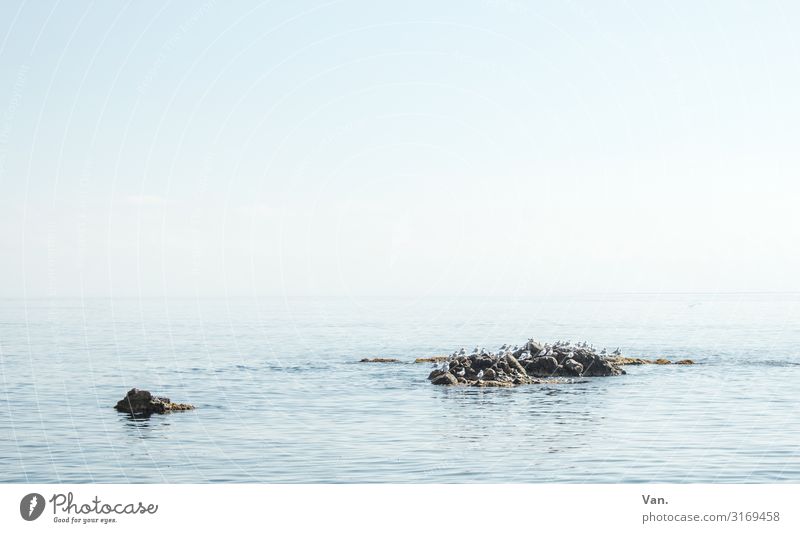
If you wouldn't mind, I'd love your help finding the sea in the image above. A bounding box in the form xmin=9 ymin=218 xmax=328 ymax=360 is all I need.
xmin=1 ymin=293 xmax=798 ymax=483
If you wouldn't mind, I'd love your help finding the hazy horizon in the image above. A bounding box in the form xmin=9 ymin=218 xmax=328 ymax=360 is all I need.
xmin=1 ymin=1 xmax=799 ymax=299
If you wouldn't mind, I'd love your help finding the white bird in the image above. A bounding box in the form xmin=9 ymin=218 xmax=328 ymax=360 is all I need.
xmin=477 ymin=370 xmax=484 ymax=380
xmin=440 ymin=361 xmax=450 ymax=372
xmin=456 ymin=367 xmax=465 ymax=377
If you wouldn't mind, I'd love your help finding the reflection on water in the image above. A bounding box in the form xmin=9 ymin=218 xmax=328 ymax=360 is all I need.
xmin=1 ymin=294 xmax=799 ymax=482
xmin=118 ymin=412 xmax=173 ymax=439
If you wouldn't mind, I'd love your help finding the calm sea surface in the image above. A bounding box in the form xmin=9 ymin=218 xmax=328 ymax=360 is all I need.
xmin=1 ymin=294 xmax=798 ymax=483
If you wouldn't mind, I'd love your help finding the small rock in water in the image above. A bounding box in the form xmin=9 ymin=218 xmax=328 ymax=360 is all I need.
xmin=114 ymin=388 xmax=195 ymax=415
xmin=360 ymin=358 xmax=401 ymax=363
xmin=414 ymin=356 xmax=449 ymax=363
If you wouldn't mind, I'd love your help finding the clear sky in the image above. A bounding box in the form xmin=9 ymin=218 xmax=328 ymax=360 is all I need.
xmin=0 ymin=0 xmax=798 ymax=298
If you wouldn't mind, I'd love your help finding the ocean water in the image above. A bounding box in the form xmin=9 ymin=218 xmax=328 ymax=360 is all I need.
xmin=1 ymin=294 xmax=798 ymax=483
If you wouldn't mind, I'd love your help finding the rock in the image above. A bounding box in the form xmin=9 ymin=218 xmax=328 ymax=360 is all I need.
xmin=475 ymin=380 xmax=514 ymax=388
xmin=114 ymin=388 xmax=194 ymax=416
xmin=505 ymin=354 xmax=528 ymax=376
xmin=525 ymin=356 xmax=559 ymax=376
xmin=591 ymin=359 xmax=624 ymax=376
xmin=431 ymin=372 xmax=459 ymax=386
xmin=563 ymin=358 xmax=584 ymax=376
xmin=360 ymin=358 xmax=402 ymax=363
xmin=424 ymin=337 xmax=681 ymax=387
xmin=606 ymin=357 xmax=649 ymax=365
xmin=414 ymin=356 xmax=449 ymax=363
xmin=428 ymin=369 xmax=445 ymax=380
xmin=608 ymin=356 xmax=694 ymax=366
xmin=475 ymin=356 xmax=494 ymax=370
xmin=526 ymin=339 xmax=544 ymax=356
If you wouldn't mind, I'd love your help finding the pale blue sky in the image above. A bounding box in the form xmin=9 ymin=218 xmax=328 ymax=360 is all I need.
xmin=1 ymin=0 xmax=798 ymax=298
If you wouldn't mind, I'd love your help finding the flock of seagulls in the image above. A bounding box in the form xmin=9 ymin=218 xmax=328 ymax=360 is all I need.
xmin=432 ymin=338 xmax=624 ymax=380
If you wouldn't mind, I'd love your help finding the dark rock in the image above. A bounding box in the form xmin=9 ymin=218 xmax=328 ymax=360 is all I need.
xmin=483 ymin=368 xmax=496 ymax=380
xmin=525 ymin=356 xmax=559 ymax=376
xmin=475 ymin=356 xmax=494 ymax=370
xmin=562 ymin=358 xmax=584 ymax=376
xmin=582 ymin=358 xmax=624 ymax=377
xmin=526 ymin=339 xmax=544 ymax=356
xmin=114 ymin=388 xmax=194 ymax=415
xmin=431 ymin=372 xmax=459 ymax=386
xmin=428 ymin=369 xmax=445 ymax=380
xmin=505 ymin=354 xmax=528 ymax=376
xmin=360 ymin=358 xmax=401 ymax=363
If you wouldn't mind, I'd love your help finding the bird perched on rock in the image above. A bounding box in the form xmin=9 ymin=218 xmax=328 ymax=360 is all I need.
xmin=476 ymin=369 xmax=484 ymax=380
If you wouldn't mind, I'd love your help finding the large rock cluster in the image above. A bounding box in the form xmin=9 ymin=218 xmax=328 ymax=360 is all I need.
xmin=428 ymin=339 xmax=625 ymax=387
xmin=114 ymin=388 xmax=195 ymax=415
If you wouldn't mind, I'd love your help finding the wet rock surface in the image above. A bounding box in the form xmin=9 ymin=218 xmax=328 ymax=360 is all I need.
xmin=427 ymin=339 xmax=629 ymax=387
xmin=360 ymin=358 xmax=402 ymax=363
xmin=114 ymin=388 xmax=195 ymax=415
xmin=607 ymin=357 xmax=695 ymax=366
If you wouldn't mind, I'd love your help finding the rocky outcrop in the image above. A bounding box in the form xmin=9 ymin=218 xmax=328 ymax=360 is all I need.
xmin=360 ymin=358 xmax=402 ymax=363
xmin=414 ymin=356 xmax=449 ymax=363
xmin=430 ymin=372 xmax=459 ymax=385
xmin=607 ymin=357 xmax=695 ymax=366
xmin=428 ymin=338 xmax=628 ymax=386
xmin=114 ymin=388 xmax=195 ymax=415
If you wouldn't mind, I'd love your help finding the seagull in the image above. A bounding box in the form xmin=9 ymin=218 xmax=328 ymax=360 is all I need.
xmin=440 ymin=361 xmax=450 ymax=372
xmin=476 ymin=369 xmax=484 ymax=380
xmin=613 ymin=348 xmax=621 ymax=356
xmin=456 ymin=367 xmax=465 ymax=377
xmin=472 ymin=346 xmax=479 ymax=354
